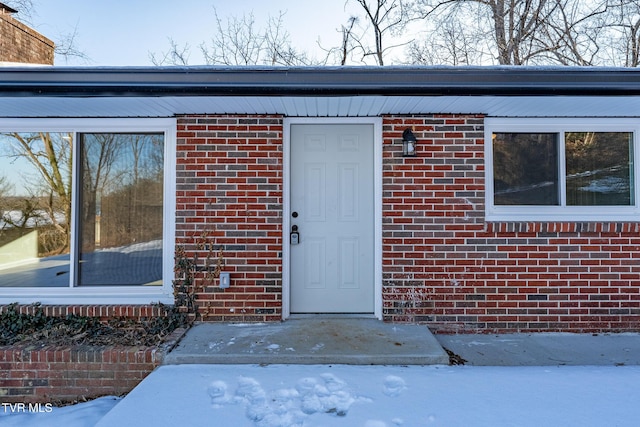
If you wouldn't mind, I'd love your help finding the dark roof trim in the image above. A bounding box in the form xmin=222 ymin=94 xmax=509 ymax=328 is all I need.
xmin=1 ymin=66 xmax=640 ymax=97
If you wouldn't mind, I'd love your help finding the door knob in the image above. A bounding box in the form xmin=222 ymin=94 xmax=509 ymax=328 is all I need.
xmin=292 ymin=211 xmax=298 ymax=218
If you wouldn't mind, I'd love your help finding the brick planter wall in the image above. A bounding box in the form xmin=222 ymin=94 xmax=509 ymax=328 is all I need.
xmin=382 ymin=115 xmax=640 ymax=333
xmin=0 ymin=327 xmax=185 ymax=404
xmin=176 ymin=115 xmax=283 ymax=321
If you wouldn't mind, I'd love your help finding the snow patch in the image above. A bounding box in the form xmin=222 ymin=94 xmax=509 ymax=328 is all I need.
xmin=266 ymin=344 xmax=280 ymax=352
xmin=208 ymin=341 xmax=224 ymax=351
xmin=207 ymin=380 xmax=230 ymax=408
xmin=99 ymin=239 xmax=162 ymax=254
xmin=579 ymin=176 xmax=628 ymax=194
xmin=383 ymin=375 xmax=406 ymax=397
xmin=216 ymin=372 xmax=365 ymax=426
xmin=310 ymin=343 xmax=325 ymax=352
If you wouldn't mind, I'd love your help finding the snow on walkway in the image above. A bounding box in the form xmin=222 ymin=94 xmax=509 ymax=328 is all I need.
xmin=2 ymin=364 xmax=639 ymax=426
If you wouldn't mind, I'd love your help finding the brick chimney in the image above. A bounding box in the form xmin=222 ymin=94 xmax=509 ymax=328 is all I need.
xmin=0 ymin=2 xmax=55 ymax=65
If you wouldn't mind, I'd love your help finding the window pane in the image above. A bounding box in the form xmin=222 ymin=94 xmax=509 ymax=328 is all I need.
xmin=492 ymin=133 xmax=559 ymax=205
xmin=565 ymin=132 xmax=634 ymax=206
xmin=78 ymin=133 xmax=163 ymax=286
xmin=0 ymin=132 xmax=72 ymax=287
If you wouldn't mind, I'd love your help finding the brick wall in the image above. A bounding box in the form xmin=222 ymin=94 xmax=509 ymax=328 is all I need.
xmin=0 ymin=327 xmax=184 ymax=403
xmin=0 ymin=12 xmax=54 ymax=65
xmin=174 ymin=113 xmax=640 ymax=332
xmin=382 ymin=114 xmax=640 ymax=333
xmin=0 ymin=304 xmax=167 ymax=321
xmin=0 ymin=345 xmax=158 ymax=403
xmin=176 ymin=115 xmax=283 ymax=321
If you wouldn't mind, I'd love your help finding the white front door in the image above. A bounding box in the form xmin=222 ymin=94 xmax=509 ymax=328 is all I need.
xmin=289 ymin=124 xmax=374 ymax=313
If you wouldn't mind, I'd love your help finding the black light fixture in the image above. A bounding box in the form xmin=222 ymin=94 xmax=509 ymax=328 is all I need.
xmin=402 ymin=128 xmax=417 ymax=157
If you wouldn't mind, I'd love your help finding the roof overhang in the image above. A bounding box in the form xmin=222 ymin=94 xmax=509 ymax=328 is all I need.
xmin=1 ymin=66 xmax=640 ymax=118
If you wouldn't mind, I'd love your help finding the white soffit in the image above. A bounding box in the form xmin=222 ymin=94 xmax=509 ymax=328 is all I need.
xmin=1 ymin=95 xmax=639 ymax=118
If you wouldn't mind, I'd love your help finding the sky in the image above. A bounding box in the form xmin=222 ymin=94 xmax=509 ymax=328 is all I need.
xmin=27 ymin=0 xmax=370 ymax=66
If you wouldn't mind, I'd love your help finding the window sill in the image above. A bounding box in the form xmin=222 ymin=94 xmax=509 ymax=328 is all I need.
xmin=0 ymin=287 xmax=174 ymax=305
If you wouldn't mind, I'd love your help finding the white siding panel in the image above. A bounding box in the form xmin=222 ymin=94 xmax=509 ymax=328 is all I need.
xmin=3 ymin=95 xmax=640 ymax=118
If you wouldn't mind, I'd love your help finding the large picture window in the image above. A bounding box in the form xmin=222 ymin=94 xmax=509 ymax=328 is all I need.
xmin=0 ymin=120 xmax=174 ymax=303
xmin=486 ymin=119 xmax=639 ymax=221
xmin=78 ymin=133 xmax=164 ymax=286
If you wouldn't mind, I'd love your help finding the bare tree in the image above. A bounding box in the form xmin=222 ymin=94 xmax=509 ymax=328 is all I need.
xmin=202 ymin=8 xmax=315 ymax=66
xmin=412 ymin=0 xmax=562 ymax=65
xmin=346 ymin=0 xmax=411 ymax=65
xmin=539 ymin=0 xmax=615 ymax=66
xmin=410 ymin=0 xmax=621 ymax=66
xmin=152 ymin=8 xmax=314 ymax=66
xmin=340 ymin=17 xmax=359 ymax=65
xmin=50 ymin=22 xmax=91 ymax=65
xmin=0 ymin=175 xmax=13 ymax=231
xmin=407 ymin=13 xmax=486 ymax=65
xmin=618 ymin=1 xmax=640 ymax=66
xmin=594 ymin=0 xmax=640 ymax=67
xmin=150 ymin=38 xmax=191 ymax=66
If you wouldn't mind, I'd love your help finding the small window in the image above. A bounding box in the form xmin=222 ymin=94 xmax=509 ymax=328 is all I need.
xmin=565 ymin=132 xmax=633 ymax=206
xmin=486 ymin=119 xmax=639 ymax=221
xmin=493 ymin=133 xmax=558 ymax=206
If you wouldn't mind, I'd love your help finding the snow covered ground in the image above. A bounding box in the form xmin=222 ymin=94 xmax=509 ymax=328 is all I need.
xmin=0 ymin=395 xmax=119 ymax=427
xmin=2 ymin=364 xmax=639 ymax=427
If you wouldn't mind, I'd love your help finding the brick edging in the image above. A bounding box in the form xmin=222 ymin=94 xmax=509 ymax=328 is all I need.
xmin=0 ymin=327 xmax=189 ymax=404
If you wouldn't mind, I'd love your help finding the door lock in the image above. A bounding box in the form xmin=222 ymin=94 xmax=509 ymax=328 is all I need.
xmin=290 ymin=225 xmax=300 ymax=245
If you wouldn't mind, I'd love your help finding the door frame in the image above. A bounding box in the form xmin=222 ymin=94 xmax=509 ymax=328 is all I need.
xmin=282 ymin=117 xmax=383 ymax=319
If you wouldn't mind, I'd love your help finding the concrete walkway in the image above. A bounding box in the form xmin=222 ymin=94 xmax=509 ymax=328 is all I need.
xmin=436 ymin=332 xmax=640 ymax=366
xmin=165 ymin=320 xmax=640 ymax=367
xmin=164 ymin=318 xmax=450 ymax=365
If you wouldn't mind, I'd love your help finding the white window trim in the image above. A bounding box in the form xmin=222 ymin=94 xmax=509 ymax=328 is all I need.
xmin=485 ymin=117 xmax=640 ymax=222
xmin=0 ymin=118 xmax=176 ymax=305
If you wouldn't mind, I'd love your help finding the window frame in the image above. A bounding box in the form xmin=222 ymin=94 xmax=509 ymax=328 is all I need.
xmin=0 ymin=118 xmax=176 ymax=304
xmin=485 ymin=118 xmax=640 ymax=222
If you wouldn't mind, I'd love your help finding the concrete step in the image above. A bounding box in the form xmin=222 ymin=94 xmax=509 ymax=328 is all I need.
xmin=163 ymin=318 xmax=449 ymax=365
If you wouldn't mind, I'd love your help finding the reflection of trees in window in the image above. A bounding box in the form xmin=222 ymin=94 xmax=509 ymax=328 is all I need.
xmin=492 ymin=133 xmax=558 ymax=205
xmin=80 ymin=133 xmax=164 ymax=252
xmin=79 ymin=134 xmax=119 ymax=253
xmin=0 ymin=132 xmax=72 ymax=257
xmin=492 ymin=131 xmax=635 ymax=207
xmin=565 ymin=132 xmax=633 ymax=206
xmin=79 ymin=133 xmax=164 ymax=286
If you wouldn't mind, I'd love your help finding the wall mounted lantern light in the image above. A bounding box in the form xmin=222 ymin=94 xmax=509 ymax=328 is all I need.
xmin=402 ymin=128 xmax=417 ymax=157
